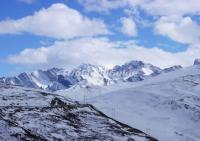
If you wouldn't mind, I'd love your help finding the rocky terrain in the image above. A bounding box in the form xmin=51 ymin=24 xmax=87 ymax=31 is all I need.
xmin=0 ymin=84 xmax=157 ymax=141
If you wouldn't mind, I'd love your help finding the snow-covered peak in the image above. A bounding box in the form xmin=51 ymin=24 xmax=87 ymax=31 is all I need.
xmin=194 ymin=58 xmax=200 ymax=65
xmin=68 ymin=64 xmax=110 ymax=86
xmin=123 ymin=60 xmax=145 ymax=69
xmin=163 ymin=65 xmax=182 ymax=73
xmin=108 ymin=60 xmax=161 ymax=81
xmin=72 ymin=64 xmax=105 ymax=74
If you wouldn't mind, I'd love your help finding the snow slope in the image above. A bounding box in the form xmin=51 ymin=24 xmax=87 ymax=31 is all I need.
xmin=61 ymin=65 xmax=200 ymax=141
xmin=0 ymin=84 xmax=157 ymax=141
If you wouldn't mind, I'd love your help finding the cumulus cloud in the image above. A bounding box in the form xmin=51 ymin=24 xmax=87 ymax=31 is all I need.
xmin=155 ymin=16 xmax=200 ymax=44
xmin=3 ymin=1 xmax=200 ymax=71
xmin=7 ymin=37 xmax=200 ymax=69
xmin=8 ymin=47 xmax=48 ymax=64
xmin=120 ymin=17 xmax=137 ymax=36
xmin=78 ymin=0 xmax=200 ymax=45
xmin=0 ymin=3 xmax=109 ymax=39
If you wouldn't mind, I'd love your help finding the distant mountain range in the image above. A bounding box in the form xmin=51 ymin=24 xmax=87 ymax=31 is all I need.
xmin=0 ymin=60 xmax=183 ymax=91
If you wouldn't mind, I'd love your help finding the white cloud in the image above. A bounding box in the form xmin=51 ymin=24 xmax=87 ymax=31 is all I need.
xmin=142 ymin=0 xmax=200 ymax=16
xmin=120 ymin=17 xmax=137 ymax=36
xmin=8 ymin=47 xmax=48 ymax=64
xmin=17 ymin=0 xmax=36 ymax=4
xmin=0 ymin=3 xmax=109 ymax=39
xmin=3 ymin=1 xmax=200 ymax=71
xmin=78 ymin=0 xmax=146 ymax=13
xmin=78 ymin=0 xmax=126 ymax=12
xmin=78 ymin=0 xmax=200 ymax=16
xmin=7 ymin=37 xmax=200 ymax=69
xmin=155 ymin=16 xmax=200 ymax=44
xmin=78 ymin=0 xmax=200 ymax=45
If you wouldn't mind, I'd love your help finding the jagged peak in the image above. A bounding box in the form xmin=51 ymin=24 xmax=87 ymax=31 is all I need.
xmin=163 ymin=65 xmax=182 ymax=72
xmin=18 ymin=72 xmax=30 ymax=78
xmin=110 ymin=60 xmax=145 ymax=72
xmin=70 ymin=64 xmax=106 ymax=75
xmin=48 ymin=67 xmax=63 ymax=72
xmin=123 ymin=60 xmax=145 ymax=67
xmin=77 ymin=63 xmax=105 ymax=69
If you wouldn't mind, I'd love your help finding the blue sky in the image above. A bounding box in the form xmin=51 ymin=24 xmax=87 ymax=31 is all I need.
xmin=0 ymin=0 xmax=200 ymax=76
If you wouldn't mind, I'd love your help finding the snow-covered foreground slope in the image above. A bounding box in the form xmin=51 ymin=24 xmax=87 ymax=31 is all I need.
xmin=0 ymin=84 xmax=157 ymax=141
xmin=61 ymin=65 xmax=200 ymax=141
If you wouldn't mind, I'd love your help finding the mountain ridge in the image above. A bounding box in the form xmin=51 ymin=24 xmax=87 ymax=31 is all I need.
xmin=0 ymin=60 xmax=183 ymax=91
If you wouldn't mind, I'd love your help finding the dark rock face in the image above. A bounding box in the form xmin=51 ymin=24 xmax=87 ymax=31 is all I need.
xmin=194 ymin=58 xmax=200 ymax=65
xmin=163 ymin=65 xmax=182 ymax=73
xmin=0 ymin=85 xmax=157 ymax=141
xmin=57 ymin=75 xmax=72 ymax=87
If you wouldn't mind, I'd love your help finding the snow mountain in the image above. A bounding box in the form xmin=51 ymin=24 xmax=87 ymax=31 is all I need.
xmin=60 ymin=59 xmax=200 ymax=141
xmin=66 ymin=64 xmax=110 ymax=86
xmin=0 ymin=60 xmax=182 ymax=91
xmin=0 ymin=59 xmax=199 ymax=141
xmin=108 ymin=60 xmax=162 ymax=82
xmin=0 ymin=84 xmax=157 ymax=141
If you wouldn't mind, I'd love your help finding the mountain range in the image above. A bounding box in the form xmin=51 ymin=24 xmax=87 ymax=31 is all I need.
xmin=0 ymin=59 xmax=200 ymax=141
xmin=0 ymin=60 xmax=182 ymax=91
